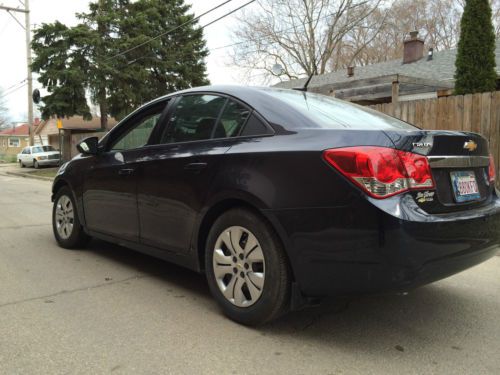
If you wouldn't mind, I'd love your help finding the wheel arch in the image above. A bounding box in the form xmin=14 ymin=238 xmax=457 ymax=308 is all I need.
xmin=52 ymin=178 xmax=70 ymax=201
xmin=51 ymin=177 xmax=87 ymax=228
xmin=194 ymin=195 xmax=295 ymax=281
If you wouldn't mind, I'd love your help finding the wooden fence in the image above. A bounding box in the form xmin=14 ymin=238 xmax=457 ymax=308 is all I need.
xmin=370 ymin=91 xmax=500 ymax=187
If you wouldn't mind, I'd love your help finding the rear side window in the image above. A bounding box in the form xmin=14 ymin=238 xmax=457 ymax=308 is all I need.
xmin=213 ymin=100 xmax=251 ymax=138
xmin=162 ymin=95 xmax=226 ymax=143
xmin=241 ymin=114 xmax=273 ymax=136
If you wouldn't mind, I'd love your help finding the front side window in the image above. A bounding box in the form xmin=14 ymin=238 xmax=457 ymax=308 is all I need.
xmin=162 ymin=95 xmax=226 ymax=144
xmin=32 ymin=146 xmax=44 ymax=153
xmin=213 ymin=100 xmax=251 ymax=138
xmin=111 ymin=112 xmax=162 ymax=152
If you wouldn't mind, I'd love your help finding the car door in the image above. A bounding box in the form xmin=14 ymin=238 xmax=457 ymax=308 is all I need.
xmin=137 ymin=94 xmax=252 ymax=254
xmin=23 ymin=147 xmax=32 ymax=165
xmin=19 ymin=148 xmax=27 ymax=163
xmin=82 ymin=101 xmax=169 ymax=242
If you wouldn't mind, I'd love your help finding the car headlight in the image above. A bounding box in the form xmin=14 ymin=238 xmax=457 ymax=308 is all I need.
xmin=36 ymin=156 xmax=48 ymax=160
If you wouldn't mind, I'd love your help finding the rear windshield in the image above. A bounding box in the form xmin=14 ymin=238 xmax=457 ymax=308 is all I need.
xmin=264 ymin=89 xmax=417 ymax=130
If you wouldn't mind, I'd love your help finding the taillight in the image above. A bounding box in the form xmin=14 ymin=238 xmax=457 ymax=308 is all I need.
xmin=489 ymin=154 xmax=496 ymax=183
xmin=323 ymin=146 xmax=435 ymax=199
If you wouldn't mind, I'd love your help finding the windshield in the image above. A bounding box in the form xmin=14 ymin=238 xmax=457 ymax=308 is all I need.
xmin=264 ymin=89 xmax=417 ymax=130
xmin=32 ymin=145 xmax=56 ymax=153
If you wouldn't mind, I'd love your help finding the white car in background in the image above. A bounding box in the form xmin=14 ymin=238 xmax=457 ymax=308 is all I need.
xmin=17 ymin=145 xmax=61 ymax=168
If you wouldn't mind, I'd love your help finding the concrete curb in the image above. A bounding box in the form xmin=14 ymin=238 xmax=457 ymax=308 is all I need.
xmin=4 ymin=171 xmax=54 ymax=182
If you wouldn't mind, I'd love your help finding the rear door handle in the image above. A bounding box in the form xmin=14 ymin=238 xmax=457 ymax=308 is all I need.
xmin=118 ymin=168 xmax=135 ymax=176
xmin=184 ymin=162 xmax=207 ymax=171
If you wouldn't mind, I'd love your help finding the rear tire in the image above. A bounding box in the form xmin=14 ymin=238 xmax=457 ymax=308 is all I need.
xmin=19 ymin=160 xmax=24 ymax=168
xmin=205 ymin=208 xmax=291 ymax=325
xmin=52 ymin=186 xmax=90 ymax=249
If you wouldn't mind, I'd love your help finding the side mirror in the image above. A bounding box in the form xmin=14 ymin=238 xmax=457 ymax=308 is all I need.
xmin=77 ymin=137 xmax=99 ymax=155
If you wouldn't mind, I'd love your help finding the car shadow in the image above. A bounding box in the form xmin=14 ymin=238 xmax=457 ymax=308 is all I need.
xmin=84 ymin=237 xmax=488 ymax=354
xmin=260 ymin=284 xmax=488 ymax=357
xmin=85 ymin=238 xmax=211 ymax=300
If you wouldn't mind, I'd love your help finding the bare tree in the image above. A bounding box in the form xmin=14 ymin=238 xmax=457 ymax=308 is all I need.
xmin=231 ymin=0 xmax=500 ymax=82
xmin=230 ymin=0 xmax=385 ymax=81
xmin=332 ymin=0 xmax=485 ymax=70
xmin=488 ymin=0 xmax=500 ymax=36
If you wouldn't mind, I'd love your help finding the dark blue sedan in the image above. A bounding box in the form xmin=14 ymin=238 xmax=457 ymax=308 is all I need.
xmin=51 ymin=86 xmax=500 ymax=325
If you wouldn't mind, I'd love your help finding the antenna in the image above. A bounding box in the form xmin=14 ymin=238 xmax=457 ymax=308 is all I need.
xmin=293 ymin=69 xmax=316 ymax=92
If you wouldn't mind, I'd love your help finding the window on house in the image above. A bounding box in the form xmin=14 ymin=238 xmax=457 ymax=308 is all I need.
xmin=9 ymin=138 xmax=20 ymax=147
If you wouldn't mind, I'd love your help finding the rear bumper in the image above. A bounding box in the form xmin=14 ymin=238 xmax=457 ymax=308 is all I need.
xmin=266 ymin=195 xmax=500 ymax=297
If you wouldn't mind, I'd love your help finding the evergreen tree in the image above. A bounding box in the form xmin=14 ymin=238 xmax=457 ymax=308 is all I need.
xmin=31 ymin=0 xmax=209 ymax=126
xmin=454 ymin=0 xmax=497 ymax=95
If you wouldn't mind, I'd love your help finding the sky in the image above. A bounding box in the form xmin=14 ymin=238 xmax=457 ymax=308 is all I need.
xmin=0 ymin=0 xmax=266 ymax=123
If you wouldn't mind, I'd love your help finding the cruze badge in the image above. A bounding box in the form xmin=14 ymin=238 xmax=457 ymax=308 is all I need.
xmin=412 ymin=142 xmax=432 ymax=148
xmin=463 ymin=140 xmax=477 ymax=151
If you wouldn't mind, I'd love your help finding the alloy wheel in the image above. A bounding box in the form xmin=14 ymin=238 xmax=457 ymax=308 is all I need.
xmin=55 ymin=195 xmax=74 ymax=240
xmin=212 ymin=226 xmax=265 ymax=307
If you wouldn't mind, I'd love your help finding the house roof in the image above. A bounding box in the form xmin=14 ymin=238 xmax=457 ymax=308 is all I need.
xmin=274 ymin=41 xmax=500 ymax=90
xmin=35 ymin=116 xmax=118 ymax=136
xmin=0 ymin=124 xmax=29 ymax=136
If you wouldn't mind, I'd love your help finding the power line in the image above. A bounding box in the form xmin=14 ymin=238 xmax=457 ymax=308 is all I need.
xmin=210 ymin=10 xmax=340 ymax=52
xmin=2 ymin=79 xmax=27 ymax=93
xmin=199 ymin=0 xmax=256 ymax=29
xmin=112 ymin=0 xmax=259 ymax=69
xmin=0 ymin=82 xmax=28 ymax=100
xmin=106 ymin=0 xmax=236 ymax=62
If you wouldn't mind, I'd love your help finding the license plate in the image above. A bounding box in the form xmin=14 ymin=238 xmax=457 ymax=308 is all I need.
xmin=450 ymin=171 xmax=480 ymax=203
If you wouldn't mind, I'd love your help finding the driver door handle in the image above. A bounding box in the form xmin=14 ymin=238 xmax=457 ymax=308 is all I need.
xmin=118 ymin=168 xmax=135 ymax=176
xmin=184 ymin=162 xmax=207 ymax=171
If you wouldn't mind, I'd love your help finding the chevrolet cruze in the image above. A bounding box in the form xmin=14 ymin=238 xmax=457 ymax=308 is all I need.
xmin=51 ymin=86 xmax=500 ymax=325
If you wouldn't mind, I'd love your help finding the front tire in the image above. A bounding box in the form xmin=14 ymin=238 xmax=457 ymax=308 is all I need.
xmin=205 ymin=208 xmax=291 ymax=325
xmin=34 ymin=160 xmax=39 ymax=169
xmin=52 ymin=186 xmax=90 ymax=249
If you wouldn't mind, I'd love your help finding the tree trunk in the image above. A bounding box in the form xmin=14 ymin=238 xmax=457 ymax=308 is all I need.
xmin=98 ymin=0 xmax=108 ymax=131
xmin=99 ymin=95 xmax=108 ymax=130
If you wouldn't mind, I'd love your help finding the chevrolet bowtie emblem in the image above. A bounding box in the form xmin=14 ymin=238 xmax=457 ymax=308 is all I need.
xmin=463 ymin=140 xmax=477 ymax=152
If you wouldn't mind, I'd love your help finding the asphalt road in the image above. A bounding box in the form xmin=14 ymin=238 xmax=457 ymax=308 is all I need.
xmin=0 ymin=168 xmax=499 ymax=374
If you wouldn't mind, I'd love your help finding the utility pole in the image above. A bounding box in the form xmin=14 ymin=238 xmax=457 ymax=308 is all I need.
xmin=25 ymin=0 xmax=33 ymax=146
xmin=0 ymin=1 xmax=34 ymax=146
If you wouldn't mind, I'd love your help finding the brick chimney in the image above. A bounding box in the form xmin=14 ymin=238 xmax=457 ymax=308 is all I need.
xmin=403 ymin=30 xmax=424 ymax=64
